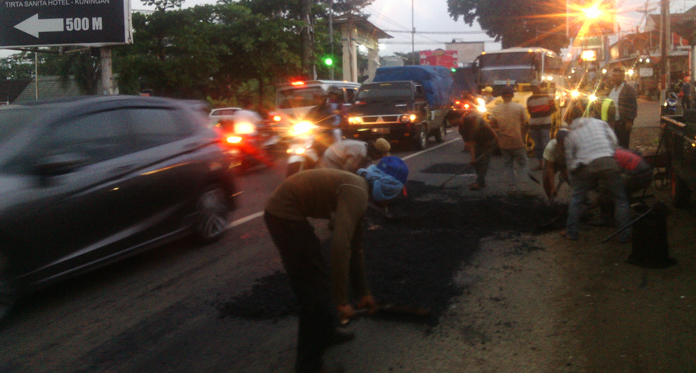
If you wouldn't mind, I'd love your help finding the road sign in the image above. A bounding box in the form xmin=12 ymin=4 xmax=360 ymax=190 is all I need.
xmin=0 ymin=0 xmax=132 ymax=48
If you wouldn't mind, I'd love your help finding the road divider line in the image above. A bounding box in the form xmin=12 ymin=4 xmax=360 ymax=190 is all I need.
xmin=227 ymin=137 xmax=462 ymax=228
xmin=228 ymin=211 xmax=264 ymax=228
xmin=402 ymin=138 xmax=460 ymax=161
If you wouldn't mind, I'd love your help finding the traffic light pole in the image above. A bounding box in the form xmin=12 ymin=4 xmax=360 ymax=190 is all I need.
xmin=329 ymin=0 xmax=334 ymax=80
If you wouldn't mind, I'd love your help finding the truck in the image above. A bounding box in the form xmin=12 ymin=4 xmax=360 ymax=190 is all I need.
xmin=342 ymin=65 xmax=453 ymax=150
xmin=660 ymin=111 xmax=696 ymax=207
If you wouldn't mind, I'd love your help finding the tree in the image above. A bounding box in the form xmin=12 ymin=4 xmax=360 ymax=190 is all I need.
xmin=447 ymin=0 xmax=568 ymax=53
xmin=141 ymin=0 xmax=183 ymax=11
xmin=0 ymin=53 xmax=33 ymax=80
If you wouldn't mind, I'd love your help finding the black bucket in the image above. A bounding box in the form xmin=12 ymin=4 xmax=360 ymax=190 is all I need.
xmin=626 ymin=202 xmax=676 ymax=268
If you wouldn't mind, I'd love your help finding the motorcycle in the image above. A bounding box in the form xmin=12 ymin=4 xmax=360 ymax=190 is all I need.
xmin=663 ymin=92 xmax=679 ymax=115
xmin=285 ymin=120 xmax=337 ymax=177
xmin=216 ymin=117 xmax=279 ymax=175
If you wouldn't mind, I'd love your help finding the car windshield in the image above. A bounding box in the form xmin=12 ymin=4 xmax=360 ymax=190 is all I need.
xmin=356 ymin=83 xmax=412 ymax=102
xmin=0 ymin=108 xmax=38 ymax=144
xmin=277 ymin=87 xmax=324 ymax=109
xmin=476 ymin=52 xmax=536 ymax=86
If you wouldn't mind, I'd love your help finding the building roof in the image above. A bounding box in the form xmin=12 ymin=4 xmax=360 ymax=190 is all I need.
xmin=0 ymin=79 xmax=31 ymax=104
xmin=333 ymin=16 xmax=392 ymax=40
xmin=13 ymin=76 xmax=87 ymax=103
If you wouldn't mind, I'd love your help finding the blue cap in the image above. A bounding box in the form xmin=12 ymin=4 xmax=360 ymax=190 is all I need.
xmin=376 ymin=156 xmax=409 ymax=185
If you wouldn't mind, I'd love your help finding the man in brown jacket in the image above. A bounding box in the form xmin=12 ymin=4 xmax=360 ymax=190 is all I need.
xmin=489 ymin=85 xmax=531 ymax=196
xmin=264 ymin=158 xmax=408 ymax=373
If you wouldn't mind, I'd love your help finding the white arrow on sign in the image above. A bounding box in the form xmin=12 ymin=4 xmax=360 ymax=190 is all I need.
xmin=15 ymin=14 xmax=64 ymax=38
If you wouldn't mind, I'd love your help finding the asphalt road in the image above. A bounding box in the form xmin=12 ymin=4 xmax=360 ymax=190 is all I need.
xmin=0 ymin=99 xmax=691 ymax=373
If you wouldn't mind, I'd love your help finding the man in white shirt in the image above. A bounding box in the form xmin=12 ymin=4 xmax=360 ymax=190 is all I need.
xmin=561 ymin=101 xmax=630 ymax=242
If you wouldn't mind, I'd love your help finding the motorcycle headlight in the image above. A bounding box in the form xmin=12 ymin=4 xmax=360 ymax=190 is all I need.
xmin=287 ymin=146 xmax=307 ymax=155
xmin=348 ymin=116 xmax=363 ymax=125
xmin=292 ymin=121 xmax=315 ymax=136
xmin=234 ymin=122 xmax=256 ymax=135
xmin=226 ymin=135 xmax=243 ymax=144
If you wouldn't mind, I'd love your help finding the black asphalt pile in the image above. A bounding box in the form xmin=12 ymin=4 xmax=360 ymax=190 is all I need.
xmin=216 ymin=181 xmax=558 ymax=323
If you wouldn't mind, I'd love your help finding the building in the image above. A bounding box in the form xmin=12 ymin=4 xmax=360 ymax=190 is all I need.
xmin=445 ymin=41 xmax=485 ymax=66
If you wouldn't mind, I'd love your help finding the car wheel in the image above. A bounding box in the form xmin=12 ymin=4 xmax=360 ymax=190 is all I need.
xmin=671 ymin=169 xmax=691 ymax=207
xmin=194 ymin=186 xmax=231 ymax=243
xmin=286 ymin=162 xmax=304 ymax=178
xmin=414 ymin=126 xmax=428 ymax=150
xmin=0 ymin=253 xmax=17 ymax=322
xmin=435 ymin=123 xmax=446 ymax=143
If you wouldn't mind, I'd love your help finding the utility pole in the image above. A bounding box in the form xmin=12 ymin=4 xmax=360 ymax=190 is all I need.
xmin=34 ymin=49 xmax=38 ymax=100
xmin=300 ymin=0 xmax=315 ymax=79
xmin=411 ymin=0 xmax=415 ymax=64
xmin=662 ymin=0 xmax=672 ymax=89
xmin=100 ymin=47 xmax=114 ymax=95
xmin=660 ymin=0 xmax=669 ymax=92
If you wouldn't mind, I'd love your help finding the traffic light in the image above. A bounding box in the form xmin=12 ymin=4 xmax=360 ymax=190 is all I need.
xmin=323 ymin=56 xmax=333 ymax=66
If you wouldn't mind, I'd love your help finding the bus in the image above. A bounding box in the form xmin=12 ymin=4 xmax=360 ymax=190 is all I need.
xmin=472 ymin=47 xmax=568 ymax=100
xmin=472 ymin=48 xmax=569 ymax=151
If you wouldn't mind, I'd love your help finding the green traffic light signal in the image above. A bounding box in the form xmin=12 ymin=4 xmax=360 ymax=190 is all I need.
xmin=324 ymin=57 xmax=333 ymax=66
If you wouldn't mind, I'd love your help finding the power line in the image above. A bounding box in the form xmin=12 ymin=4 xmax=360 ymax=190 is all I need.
xmin=381 ymin=41 xmax=494 ymax=45
xmin=381 ymin=30 xmax=487 ymax=34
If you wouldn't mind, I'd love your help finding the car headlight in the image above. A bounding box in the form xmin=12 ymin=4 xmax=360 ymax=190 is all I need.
xmin=588 ymin=94 xmax=597 ymax=102
xmin=348 ymin=116 xmax=363 ymax=125
xmin=399 ymin=114 xmax=417 ymax=123
xmin=570 ymin=90 xmax=580 ymax=98
xmin=292 ymin=121 xmax=315 ymax=136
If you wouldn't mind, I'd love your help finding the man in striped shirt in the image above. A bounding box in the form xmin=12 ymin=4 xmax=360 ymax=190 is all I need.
xmin=562 ymin=101 xmax=630 ymax=242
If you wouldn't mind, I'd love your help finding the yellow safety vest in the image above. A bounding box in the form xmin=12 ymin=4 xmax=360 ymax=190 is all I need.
xmin=600 ymin=98 xmax=614 ymax=122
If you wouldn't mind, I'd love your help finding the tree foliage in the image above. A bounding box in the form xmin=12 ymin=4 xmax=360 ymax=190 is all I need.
xmin=0 ymin=53 xmax=34 ymax=80
xmin=1 ymin=0 xmax=372 ymax=108
xmin=447 ymin=0 xmax=568 ymax=53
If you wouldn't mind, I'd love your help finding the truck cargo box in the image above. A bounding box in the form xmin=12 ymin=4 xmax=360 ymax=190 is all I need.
xmin=372 ymin=66 xmax=453 ymax=107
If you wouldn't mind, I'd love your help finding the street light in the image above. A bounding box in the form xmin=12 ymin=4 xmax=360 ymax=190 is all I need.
xmin=583 ymin=5 xmax=602 ymax=20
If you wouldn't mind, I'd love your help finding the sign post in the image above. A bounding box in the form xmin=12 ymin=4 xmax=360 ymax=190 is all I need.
xmin=1 ymin=0 xmax=132 ymax=96
xmin=0 ymin=0 xmax=132 ymax=48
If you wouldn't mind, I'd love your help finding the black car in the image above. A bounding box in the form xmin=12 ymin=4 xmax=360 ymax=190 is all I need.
xmin=0 ymin=96 xmax=237 ymax=319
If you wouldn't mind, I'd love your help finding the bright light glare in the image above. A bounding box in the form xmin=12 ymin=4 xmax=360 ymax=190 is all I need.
xmin=571 ymin=90 xmax=580 ymax=98
xmin=589 ymin=94 xmax=597 ymax=102
xmin=583 ymin=5 xmax=601 ymax=19
xmin=234 ymin=122 xmax=256 ymax=134
xmin=292 ymin=121 xmax=315 ymax=135
xmin=226 ymin=136 xmax=242 ymax=144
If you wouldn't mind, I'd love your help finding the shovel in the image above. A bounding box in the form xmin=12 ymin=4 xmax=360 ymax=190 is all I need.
xmin=437 ymin=145 xmax=498 ymax=188
xmin=538 ymin=179 xmax=567 ymax=229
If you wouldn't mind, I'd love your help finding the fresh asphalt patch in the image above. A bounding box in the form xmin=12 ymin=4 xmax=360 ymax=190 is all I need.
xmin=216 ymin=181 xmax=559 ymax=324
